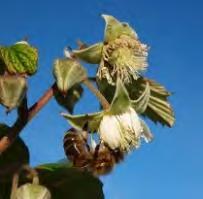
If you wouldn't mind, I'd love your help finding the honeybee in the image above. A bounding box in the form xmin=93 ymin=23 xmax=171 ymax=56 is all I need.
xmin=90 ymin=142 xmax=124 ymax=175
xmin=63 ymin=128 xmax=125 ymax=176
xmin=63 ymin=128 xmax=92 ymax=169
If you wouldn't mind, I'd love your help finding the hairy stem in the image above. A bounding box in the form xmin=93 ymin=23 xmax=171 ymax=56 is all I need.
xmin=0 ymin=83 xmax=57 ymax=154
xmin=83 ymin=79 xmax=110 ymax=110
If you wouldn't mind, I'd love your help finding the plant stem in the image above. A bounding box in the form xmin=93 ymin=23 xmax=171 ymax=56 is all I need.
xmin=0 ymin=83 xmax=57 ymax=154
xmin=28 ymin=83 xmax=57 ymax=120
xmin=82 ymin=79 xmax=110 ymax=110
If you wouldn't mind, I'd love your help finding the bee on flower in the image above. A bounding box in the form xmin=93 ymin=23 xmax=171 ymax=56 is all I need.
xmin=61 ymin=14 xmax=175 ymax=176
xmin=62 ymin=79 xmax=153 ymax=155
xmin=63 ymin=127 xmax=124 ymax=175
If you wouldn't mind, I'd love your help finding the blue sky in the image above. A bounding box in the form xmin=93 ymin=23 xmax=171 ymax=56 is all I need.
xmin=0 ymin=0 xmax=203 ymax=198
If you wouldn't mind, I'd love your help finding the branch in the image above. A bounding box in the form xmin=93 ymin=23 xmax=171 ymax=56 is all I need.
xmin=0 ymin=83 xmax=57 ymax=154
xmin=28 ymin=83 xmax=57 ymax=120
xmin=83 ymin=79 xmax=110 ymax=110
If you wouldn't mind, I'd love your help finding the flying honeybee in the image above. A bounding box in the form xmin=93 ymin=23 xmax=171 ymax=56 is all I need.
xmin=63 ymin=128 xmax=125 ymax=176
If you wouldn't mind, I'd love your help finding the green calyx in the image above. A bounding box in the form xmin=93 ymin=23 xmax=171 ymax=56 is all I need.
xmin=53 ymin=58 xmax=87 ymax=94
xmin=0 ymin=75 xmax=27 ymax=111
xmin=102 ymin=14 xmax=136 ymax=43
xmin=72 ymin=14 xmax=137 ymax=65
xmin=73 ymin=42 xmax=103 ymax=64
xmin=15 ymin=183 xmax=51 ymax=199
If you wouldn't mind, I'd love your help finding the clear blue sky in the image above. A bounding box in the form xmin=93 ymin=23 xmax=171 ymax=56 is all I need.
xmin=0 ymin=0 xmax=203 ymax=198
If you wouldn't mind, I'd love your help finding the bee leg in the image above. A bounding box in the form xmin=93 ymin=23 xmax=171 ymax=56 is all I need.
xmin=73 ymin=143 xmax=81 ymax=155
xmin=93 ymin=142 xmax=101 ymax=159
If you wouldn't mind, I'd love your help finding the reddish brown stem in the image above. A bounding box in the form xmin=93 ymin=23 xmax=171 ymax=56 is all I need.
xmin=28 ymin=83 xmax=57 ymax=120
xmin=0 ymin=83 xmax=57 ymax=154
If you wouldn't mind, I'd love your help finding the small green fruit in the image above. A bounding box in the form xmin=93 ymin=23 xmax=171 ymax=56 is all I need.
xmin=0 ymin=41 xmax=38 ymax=76
xmin=14 ymin=183 xmax=51 ymax=199
xmin=0 ymin=75 xmax=27 ymax=111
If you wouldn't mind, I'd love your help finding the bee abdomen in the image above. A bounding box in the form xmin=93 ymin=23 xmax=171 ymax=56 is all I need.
xmin=63 ymin=128 xmax=92 ymax=170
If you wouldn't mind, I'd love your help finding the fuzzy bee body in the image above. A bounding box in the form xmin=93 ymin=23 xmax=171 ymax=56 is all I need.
xmin=63 ymin=128 xmax=92 ymax=169
xmin=90 ymin=143 xmax=115 ymax=175
xmin=63 ymin=128 xmax=125 ymax=176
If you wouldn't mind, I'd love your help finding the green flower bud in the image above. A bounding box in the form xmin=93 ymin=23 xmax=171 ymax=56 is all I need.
xmin=0 ymin=41 xmax=38 ymax=76
xmin=11 ymin=167 xmax=51 ymax=199
xmin=102 ymin=14 xmax=136 ymax=43
xmin=14 ymin=183 xmax=51 ymax=199
xmin=0 ymin=75 xmax=27 ymax=111
xmin=53 ymin=58 xmax=87 ymax=94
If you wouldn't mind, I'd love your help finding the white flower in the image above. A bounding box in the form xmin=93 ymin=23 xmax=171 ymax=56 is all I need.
xmin=98 ymin=107 xmax=143 ymax=151
xmin=62 ymin=79 xmax=153 ymax=153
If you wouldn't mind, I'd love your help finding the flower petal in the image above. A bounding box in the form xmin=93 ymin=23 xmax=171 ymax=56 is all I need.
xmin=99 ymin=107 xmax=143 ymax=151
xmin=99 ymin=114 xmax=123 ymax=149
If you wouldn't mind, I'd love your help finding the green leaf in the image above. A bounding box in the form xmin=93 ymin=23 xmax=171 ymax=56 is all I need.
xmin=109 ymin=79 xmax=131 ymax=114
xmin=0 ymin=163 xmax=104 ymax=199
xmin=53 ymin=59 xmax=87 ymax=94
xmin=62 ymin=112 xmax=103 ymax=133
xmin=0 ymin=124 xmax=29 ymax=182
xmin=36 ymin=163 xmax=104 ymax=199
xmin=73 ymin=43 xmax=103 ymax=64
xmin=54 ymin=84 xmax=83 ymax=113
xmin=0 ymin=42 xmax=38 ymax=75
xmin=131 ymin=81 xmax=150 ymax=113
xmin=128 ymin=77 xmax=175 ymax=127
xmin=0 ymin=182 xmax=12 ymax=199
xmin=102 ymin=14 xmax=136 ymax=42
xmin=36 ymin=162 xmax=71 ymax=172
xmin=0 ymin=75 xmax=27 ymax=111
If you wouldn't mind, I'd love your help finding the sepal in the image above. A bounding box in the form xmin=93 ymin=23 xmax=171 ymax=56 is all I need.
xmin=53 ymin=58 xmax=86 ymax=94
xmin=73 ymin=42 xmax=103 ymax=64
xmin=62 ymin=112 xmax=103 ymax=133
xmin=0 ymin=75 xmax=27 ymax=111
xmin=102 ymin=14 xmax=136 ymax=42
